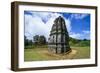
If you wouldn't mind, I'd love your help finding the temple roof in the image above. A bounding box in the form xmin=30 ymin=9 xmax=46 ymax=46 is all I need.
xmin=50 ymin=16 xmax=67 ymax=34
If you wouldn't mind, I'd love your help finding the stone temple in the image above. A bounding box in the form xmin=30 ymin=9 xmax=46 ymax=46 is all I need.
xmin=48 ymin=16 xmax=71 ymax=54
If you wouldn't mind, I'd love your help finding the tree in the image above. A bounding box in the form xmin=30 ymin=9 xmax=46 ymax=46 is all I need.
xmin=33 ymin=35 xmax=39 ymax=44
xmin=33 ymin=35 xmax=46 ymax=45
xmin=83 ymin=39 xmax=87 ymax=41
xmin=24 ymin=36 xmax=33 ymax=46
xmin=24 ymin=36 xmax=28 ymax=46
xmin=39 ymin=35 xmax=46 ymax=45
xmin=69 ymin=37 xmax=79 ymax=44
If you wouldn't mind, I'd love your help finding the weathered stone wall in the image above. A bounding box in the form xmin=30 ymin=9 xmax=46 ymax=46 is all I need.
xmin=48 ymin=16 xmax=71 ymax=54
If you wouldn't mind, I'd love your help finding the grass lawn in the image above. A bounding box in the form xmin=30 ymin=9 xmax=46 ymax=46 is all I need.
xmin=70 ymin=46 xmax=90 ymax=59
xmin=24 ymin=46 xmax=90 ymax=61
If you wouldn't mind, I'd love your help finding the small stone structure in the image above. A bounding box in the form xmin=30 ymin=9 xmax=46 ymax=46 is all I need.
xmin=48 ymin=16 xmax=71 ymax=54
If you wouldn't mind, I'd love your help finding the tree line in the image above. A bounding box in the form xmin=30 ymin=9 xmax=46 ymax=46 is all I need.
xmin=24 ymin=35 xmax=47 ymax=46
xmin=24 ymin=35 xmax=90 ymax=49
xmin=69 ymin=37 xmax=90 ymax=47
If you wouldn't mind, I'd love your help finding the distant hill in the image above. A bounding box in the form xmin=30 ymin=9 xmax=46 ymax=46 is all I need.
xmin=69 ymin=37 xmax=90 ymax=47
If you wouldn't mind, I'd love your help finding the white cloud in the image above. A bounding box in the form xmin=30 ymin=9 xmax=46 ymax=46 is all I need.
xmin=64 ymin=18 xmax=71 ymax=32
xmin=83 ymin=30 xmax=90 ymax=34
xmin=25 ymin=12 xmax=91 ymax=41
xmin=29 ymin=11 xmax=53 ymax=23
xmin=25 ymin=11 xmax=90 ymax=40
xmin=25 ymin=14 xmax=49 ymax=40
xmin=69 ymin=32 xmax=83 ymax=39
xmin=69 ymin=30 xmax=90 ymax=40
xmin=25 ymin=12 xmax=71 ymax=41
xmin=70 ymin=14 xmax=88 ymax=20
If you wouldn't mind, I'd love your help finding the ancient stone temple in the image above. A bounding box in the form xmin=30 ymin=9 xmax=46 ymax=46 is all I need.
xmin=48 ymin=16 xmax=71 ymax=54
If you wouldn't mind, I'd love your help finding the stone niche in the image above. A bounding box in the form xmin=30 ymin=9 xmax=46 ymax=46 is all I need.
xmin=48 ymin=16 xmax=71 ymax=54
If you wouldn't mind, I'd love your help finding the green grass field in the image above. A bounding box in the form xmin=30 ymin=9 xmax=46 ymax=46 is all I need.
xmin=24 ymin=46 xmax=90 ymax=61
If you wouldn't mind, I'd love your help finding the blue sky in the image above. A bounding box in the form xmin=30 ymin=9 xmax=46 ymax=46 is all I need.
xmin=24 ymin=11 xmax=90 ymax=40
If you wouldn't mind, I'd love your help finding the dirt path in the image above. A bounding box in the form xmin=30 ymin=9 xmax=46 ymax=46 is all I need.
xmin=40 ymin=49 xmax=78 ymax=60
